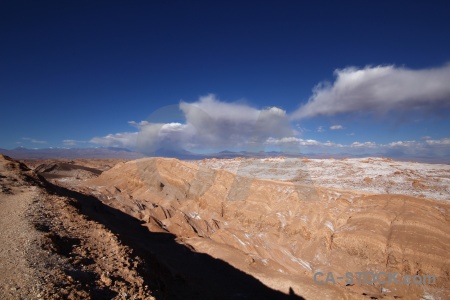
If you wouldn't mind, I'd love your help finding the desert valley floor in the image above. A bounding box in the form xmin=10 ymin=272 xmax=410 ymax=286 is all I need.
xmin=0 ymin=154 xmax=449 ymax=299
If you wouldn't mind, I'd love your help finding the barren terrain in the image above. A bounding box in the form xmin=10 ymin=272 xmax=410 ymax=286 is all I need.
xmin=191 ymin=157 xmax=450 ymax=201
xmin=1 ymin=154 xmax=449 ymax=299
xmin=0 ymin=155 xmax=158 ymax=299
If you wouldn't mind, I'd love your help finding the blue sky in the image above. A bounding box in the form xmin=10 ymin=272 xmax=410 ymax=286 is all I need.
xmin=1 ymin=1 xmax=450 ymax=158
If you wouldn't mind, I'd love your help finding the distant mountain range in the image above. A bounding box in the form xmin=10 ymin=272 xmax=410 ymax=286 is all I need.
xmin=0 ymin=146 xmax=448 ymax=164
xmin=0 ymin=146 xmax=356 ymax=160
xmin=0 ymin=147 xmax=144 ymax=159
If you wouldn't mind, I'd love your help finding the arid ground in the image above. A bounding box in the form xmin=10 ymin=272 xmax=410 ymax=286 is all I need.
xmin=1 ymin=154 xmax=449 ymax=299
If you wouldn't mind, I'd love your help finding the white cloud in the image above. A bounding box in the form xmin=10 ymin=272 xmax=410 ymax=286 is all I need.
xmin=62 ymin=139 xmax=88 ymax=146
xmin=330 ymin=125 xmax=344 ymax=130
xmin=265 ymin=137 xmax=343 ymax=148
xmin=388 ymin=140 xmax=417 ymax=147
xmin=179 ymin=95 xmax=292 ymax=149
xmin=128 ymin=120 xmax=150 ymax=128
xmin=22 ymin=137 xmax=47 ymax=144
xmin=291 ymin=63 xmax=450 ymax=119
xmin=90 ymin=132 xmax=137 ymax=148
xmin=294 ymin=124 xmax=309 ymax=134
xmin=316 ymin=126 xmax=325 ymax=133
xmin=350 ymin=141 xmax=377 ymax=148
xmin=425 ymin=138 xmax=450 ymax=145
xmin=136 ymin=122 xmax=192 ymax=154
xmin=263 ymin=137 xmax=450 ymax=158
xmin=384 ymin=138 xmax=450 ymax=158
xmin=63 ymin=140 xmax=77 ymax=146
xmin=87 ymin=94 xmax=450 ymax=160
xmin=91 ymin=95 xmax=294 ymax=153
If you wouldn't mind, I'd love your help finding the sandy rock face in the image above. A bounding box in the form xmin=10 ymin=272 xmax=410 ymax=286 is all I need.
xmin=82 ymin=157 xmax=450 ymax=299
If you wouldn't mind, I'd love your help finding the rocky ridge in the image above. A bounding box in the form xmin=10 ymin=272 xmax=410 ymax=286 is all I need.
xmin=79 ymin=157 xmax=450 ymax=299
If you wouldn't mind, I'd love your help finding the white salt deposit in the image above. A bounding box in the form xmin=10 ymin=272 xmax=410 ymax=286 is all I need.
xmin=191 ymin=157 xmax=450 ymax=201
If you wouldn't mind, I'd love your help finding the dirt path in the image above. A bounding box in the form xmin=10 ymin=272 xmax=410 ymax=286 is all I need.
xmin=0 ymin=188 xmax=41 ymax=299
xmin=0 ymin=154 xmax=158 ymax=299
